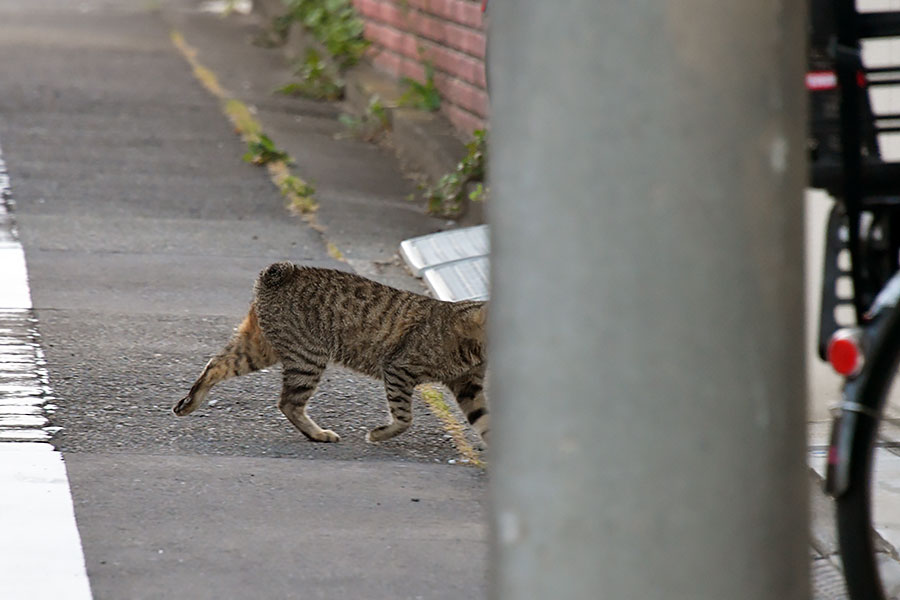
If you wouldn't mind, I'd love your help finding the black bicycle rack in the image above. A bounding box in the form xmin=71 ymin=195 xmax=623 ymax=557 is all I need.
xmin=809 ymin=0 xmax=900 ymax=359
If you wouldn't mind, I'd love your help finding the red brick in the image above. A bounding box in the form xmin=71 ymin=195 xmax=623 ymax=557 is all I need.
xmin=371 ymin=49 xmax=425 ymax=82
xmin=354 ymin=0 xmax=407 ymax=30
xmin=370 ymin=48 xmax=403 ymax=79
xmin=356 ymin=0 xmax=486 ymax=57
xmin=397 ymin=56 xmax=427 ymax=82
xmin=434 ymin=73 xmax=489 ymax=117
xmin=373 ymin=50 xmax=486 ymax=117
xmin=416 ymin=15 xmax=485 ymax=58
xmin=445 ymin=103 xmax=488 ymax=135
xmin=364 ymin=21 xmax=419 ymax=60
xmin=405 ymin=0 xmax=484 ymax=29
xmin=358 ymin=0 xmax=489 ymax=136
xmin=365 ymin=26 xmax=485 ymax=88
xmin=421 ymin=42 xmax=486 ymax=88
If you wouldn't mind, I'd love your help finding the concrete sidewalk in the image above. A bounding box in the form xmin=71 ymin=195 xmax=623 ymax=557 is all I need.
xmin=0 ymin=0 xmax=486 ymax=598
xmin=161 ymin=0 xmax=455 ymax=291
xmin=64 ymin=453 xmax=486 ymax=599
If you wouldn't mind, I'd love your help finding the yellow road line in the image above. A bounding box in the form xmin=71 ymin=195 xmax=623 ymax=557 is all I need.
xmin=171 ymin=30 xmax=480 ymax=465
xmin=171 ymin=31 xmax=227 ymax=99
xmin=326 ymin=241 xmax=345 ymax=261
xmin=169 ymin=30 xmax=317 ymax=215
xmin=421 ymin=385 xmax=484 ymax=467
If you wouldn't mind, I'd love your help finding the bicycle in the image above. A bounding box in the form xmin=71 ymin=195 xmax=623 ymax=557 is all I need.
xmin=809 ymin=2 xmax=900 ymax=598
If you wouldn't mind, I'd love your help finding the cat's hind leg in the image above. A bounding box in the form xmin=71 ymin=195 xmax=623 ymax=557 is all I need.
xmin=277 ymin=357 xmax=339 ymax=442
xmin=446 ymin=368 xmax=490 ymax=445
xmin=367 ymin=365 xmax=417 ymax=442
xmin=173 ymin=304 xmax=278 ymax=416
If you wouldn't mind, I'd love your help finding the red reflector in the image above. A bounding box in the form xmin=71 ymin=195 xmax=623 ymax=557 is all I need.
xmin=806 ymin=71 xmax=838 ymax=91
xmin=828 ymin=444 xmax=839 ymax=466
xmin=828 ymin=334 xmax=863 ymax=377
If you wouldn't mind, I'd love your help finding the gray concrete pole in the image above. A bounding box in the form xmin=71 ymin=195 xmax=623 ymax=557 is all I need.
xmin=486 ymin=2 xmax=808 ymax=600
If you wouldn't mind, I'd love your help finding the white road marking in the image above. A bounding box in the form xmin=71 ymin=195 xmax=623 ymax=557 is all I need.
xmin=0 ymin=142 xmax=93 ymax=598
xmin=0 ymin=444 xmax=93 ymax=599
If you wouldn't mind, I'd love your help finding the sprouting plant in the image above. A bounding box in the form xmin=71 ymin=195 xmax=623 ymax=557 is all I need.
xmin=468 ymin=183 xmax=485 ymax=203
xmin=366 ymin=95 xmax=389 ymax=128
xmin=242 ymin=134 xmax=293 ymax=165
xmin=280 ymin=0 xmax=370 ymax=69
xmin=398 ymin=61 xmax=441 ymax=112
xmin=279 ymin=174 xmax=315 ymax=198
xmin=277 ymin=174 xmax=317 ymax=213
xmin=422 ymin=129 xmax=488 ymax=216
xmin=462 ymin=129 xmax=487 ymax=180
xmin=337 ymin=95 xmax=391 ymax=141
xmin=275 ymin=48 xmax=345 ymax=100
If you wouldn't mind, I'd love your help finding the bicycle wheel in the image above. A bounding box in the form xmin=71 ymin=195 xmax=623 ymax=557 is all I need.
xmin=834 ymin=303 xmax=900 ymax=600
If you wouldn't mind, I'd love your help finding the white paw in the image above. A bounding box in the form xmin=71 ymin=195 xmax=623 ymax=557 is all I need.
xmin=313 ymin=429 xmax=340 ymax=443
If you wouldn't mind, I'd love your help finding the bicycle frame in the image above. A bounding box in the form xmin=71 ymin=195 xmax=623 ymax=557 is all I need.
xmin=808 ymin=5 xmax=900 ymax=598
xmin=826 ymin=272 xmax=900 ymax=498
xmin=813 ymin=0 xmax=900 ymax=499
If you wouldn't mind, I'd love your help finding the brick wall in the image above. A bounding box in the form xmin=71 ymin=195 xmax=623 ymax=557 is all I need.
xmin=352 ymin=0 xmax=488 ymax=136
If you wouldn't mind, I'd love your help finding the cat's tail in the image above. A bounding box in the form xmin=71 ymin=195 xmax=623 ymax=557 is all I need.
xmin=257 ymin=261 xmax=296 ymax=289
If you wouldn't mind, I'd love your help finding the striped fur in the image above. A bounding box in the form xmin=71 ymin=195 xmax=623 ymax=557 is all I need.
xmin=173 ymin=263 xmax=489 ymax=444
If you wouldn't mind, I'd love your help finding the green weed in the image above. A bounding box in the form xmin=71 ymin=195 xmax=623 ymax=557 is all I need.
xmin=338 ymin=95 xmax=391 ymax=141
xmin=279 ymin=174 xmax=315 ymax=198
xmin=275 ymin=48 xmax=344 ymax=100
xmin=242 ymin=134 xmax=293 ymax=165
xmin=423 ymin=129 xmax=488 ymax=216
xmin=281 ymin=0 xmax=370 ymax=70
xmin=398 ymin=61 xmax=441 ymax=112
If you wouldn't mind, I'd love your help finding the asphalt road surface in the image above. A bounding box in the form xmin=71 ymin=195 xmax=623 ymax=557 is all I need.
xmin=0 ymin=1 xmax=487 ymax=598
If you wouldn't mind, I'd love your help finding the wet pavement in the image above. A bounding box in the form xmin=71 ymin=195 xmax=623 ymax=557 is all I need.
xmin=0 ymin=144 xmax=91 ymax=599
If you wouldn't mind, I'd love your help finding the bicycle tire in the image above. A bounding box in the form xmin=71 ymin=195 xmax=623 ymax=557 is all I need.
xmin=834 ymin=303 xmax=900 ymax=600
xmin=836 ymin=412 xmax=884 ymax=599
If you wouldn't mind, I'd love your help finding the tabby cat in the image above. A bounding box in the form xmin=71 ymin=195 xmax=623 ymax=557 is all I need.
xmin=173 ymin=263 xmax=489 ymax=444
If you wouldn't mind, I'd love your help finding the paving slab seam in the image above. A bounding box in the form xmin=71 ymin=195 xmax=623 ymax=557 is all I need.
xmin=0 ymin=138 xmax=93 ymax=599
xmin=166 ymin=26 xmax=482 ymax=467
